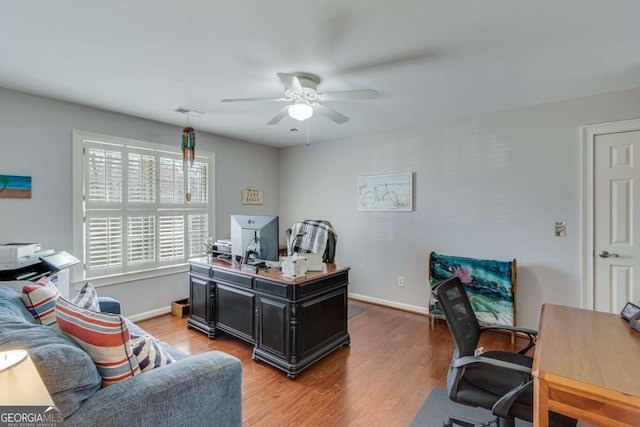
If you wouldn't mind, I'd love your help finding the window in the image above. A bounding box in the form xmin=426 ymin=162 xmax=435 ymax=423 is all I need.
xmin=73 ymin=131 xmax=214 ymax=282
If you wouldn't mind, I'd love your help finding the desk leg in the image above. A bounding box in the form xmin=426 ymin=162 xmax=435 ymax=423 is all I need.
xmin=534 ymin=376 xmax=549 ymax=427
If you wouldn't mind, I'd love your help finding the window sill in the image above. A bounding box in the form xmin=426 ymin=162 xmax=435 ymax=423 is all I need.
xmin=72 ymin=263 xmax=189 ymax=291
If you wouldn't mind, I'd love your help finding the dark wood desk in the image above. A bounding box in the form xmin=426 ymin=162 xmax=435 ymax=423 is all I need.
xmin=532 ymin=304 xmax=640 ymax=426
xmin=187 ymin=258 xmax=350 ymax=378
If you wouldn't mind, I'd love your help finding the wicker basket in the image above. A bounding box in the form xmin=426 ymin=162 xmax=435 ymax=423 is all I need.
xmin=171 ymin=299 xmax=190 ymax=317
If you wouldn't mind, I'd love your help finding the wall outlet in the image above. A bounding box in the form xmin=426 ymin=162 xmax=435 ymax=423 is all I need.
xmin=397 ymin=276 xmax=405 ymax=287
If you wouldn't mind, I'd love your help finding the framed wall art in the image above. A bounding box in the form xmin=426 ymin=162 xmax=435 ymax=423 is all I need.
xmin=357 ymin=172 xmax=413 ymax=211
xmin=0 ymin=175 xmax=32 ymax=199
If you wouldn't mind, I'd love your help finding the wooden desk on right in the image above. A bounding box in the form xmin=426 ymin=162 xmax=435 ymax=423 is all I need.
xmin=532 ymin=304 xmax=640 ymax=426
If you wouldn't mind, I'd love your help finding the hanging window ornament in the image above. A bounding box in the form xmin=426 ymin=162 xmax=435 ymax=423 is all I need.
xmin=182 ymin=127 xmax=196 ymax=165
xmin=181 ymin=126 xmax=196 ymax=202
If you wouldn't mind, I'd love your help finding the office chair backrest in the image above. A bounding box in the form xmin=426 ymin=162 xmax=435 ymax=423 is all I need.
xmin=432 ymin=276 xmax=482 ymax=357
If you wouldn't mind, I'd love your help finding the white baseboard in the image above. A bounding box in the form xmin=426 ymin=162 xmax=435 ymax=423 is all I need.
xmin=127 ymin=306 xmax=171 ymax=322
xmin=348 ymin=293 xmax=429 ymax=316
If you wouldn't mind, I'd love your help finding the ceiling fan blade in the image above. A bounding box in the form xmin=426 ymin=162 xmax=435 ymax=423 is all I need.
xmin=318 ymin=89 xmax=378 ymax=101
xmin=337 ymin=49 xmax=438 ymax=74
xmin=266 ymin=105 xmax=290 ymax=126
xmin=312 ymin=101 xmax=349 ymax=124
xmin=277 ymin=73 xmax=304 ymax=93
xmin=221 ymin=96 xmax=288 ymax=103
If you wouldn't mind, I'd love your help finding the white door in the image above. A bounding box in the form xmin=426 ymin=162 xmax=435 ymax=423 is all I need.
xmin=593 ymin=130 xmax=640 ymax=313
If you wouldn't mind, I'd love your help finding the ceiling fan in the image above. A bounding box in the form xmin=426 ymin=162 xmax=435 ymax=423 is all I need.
xmin=221 ymin=72 xmax=378 ymax=125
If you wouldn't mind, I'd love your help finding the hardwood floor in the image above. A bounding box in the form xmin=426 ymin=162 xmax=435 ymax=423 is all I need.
xmin=138 ymin=301 xmax=529 ymax=427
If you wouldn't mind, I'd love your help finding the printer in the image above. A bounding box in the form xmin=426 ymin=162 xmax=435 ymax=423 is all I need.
xmin=0 ymin=243 xmax=80 ymax=297
xmin=0 ymin=243 xmax=53 ymax=270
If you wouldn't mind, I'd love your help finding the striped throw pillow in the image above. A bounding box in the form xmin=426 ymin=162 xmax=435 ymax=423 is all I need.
xmin=130 ymin=334 xmax=175 ymax=372
xmin=22 ymin=277 xmax=60 ymax=326
xmin=22 ymin=279 xmax=101 ymax=327
xmin=72 ymin=282 xmax=100 ymax=312
xmin=56 ymin=296 xmax=140 ymax=386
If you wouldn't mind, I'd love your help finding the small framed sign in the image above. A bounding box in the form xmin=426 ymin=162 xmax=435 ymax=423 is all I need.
xmin=620 ymin=301 xmax=640 ymax=320
xmin=241 ymin=188 xmax=263 ymax=205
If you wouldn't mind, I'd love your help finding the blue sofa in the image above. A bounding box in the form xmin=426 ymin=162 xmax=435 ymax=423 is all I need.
xmin=0 ymin=284 xmax=242 ymax=426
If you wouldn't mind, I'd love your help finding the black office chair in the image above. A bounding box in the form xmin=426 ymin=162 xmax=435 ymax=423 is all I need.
xmin=432 ymin=277 xmax=576 ymax=427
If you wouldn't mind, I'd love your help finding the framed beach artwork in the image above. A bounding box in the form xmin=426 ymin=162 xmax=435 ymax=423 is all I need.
xmin=357 ymin=172 xmax=413 ymax=211
xmin=0 ymin=175 xmax=32 ymax=199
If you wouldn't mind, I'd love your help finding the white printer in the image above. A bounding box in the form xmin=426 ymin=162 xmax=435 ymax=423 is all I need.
xmin=0 ymin=243 xmax=79 ymax=297
xmin=0 ymin=243 xmax=53 ymax=270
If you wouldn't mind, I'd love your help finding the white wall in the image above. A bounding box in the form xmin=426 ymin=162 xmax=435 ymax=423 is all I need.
xmin=279 ymin=87 xmax=640 ymax=329
xmin=0 ymin=88 xmax=279 ymax=317
xmin=4 ymin=85 xmax=640 ymax=326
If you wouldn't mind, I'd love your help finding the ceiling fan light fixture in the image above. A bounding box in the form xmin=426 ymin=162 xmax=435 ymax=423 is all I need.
xmin=288 ymin=101 xmax=313 ymax=121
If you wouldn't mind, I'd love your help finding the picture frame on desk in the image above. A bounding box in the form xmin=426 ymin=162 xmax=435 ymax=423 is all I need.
xmin=620 ymin=301 xmax=640 ymax=320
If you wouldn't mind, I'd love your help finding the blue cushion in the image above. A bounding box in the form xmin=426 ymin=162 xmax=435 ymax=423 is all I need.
xmin=0 ymin=285 xmax=102 ymax=418
xmin=98 ymin=296 xmax=121 ymax=314
xmin=0 ymin=284 xmax=37 ymax=323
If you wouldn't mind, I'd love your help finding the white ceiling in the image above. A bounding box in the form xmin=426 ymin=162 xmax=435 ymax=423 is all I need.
xmin=2 ymin=1 xmax=640 ymax=148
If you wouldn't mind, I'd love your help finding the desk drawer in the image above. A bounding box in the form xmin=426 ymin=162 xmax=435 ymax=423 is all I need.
xmin=300 ymin=271 xmax=348 ymax=297
xmin=190 ymin=263 xmax=210 ymax=277
xmin=213 ymin=269 xmax=253 ymax=288
xmin=255 ymin=279 xmax=288 ymax=298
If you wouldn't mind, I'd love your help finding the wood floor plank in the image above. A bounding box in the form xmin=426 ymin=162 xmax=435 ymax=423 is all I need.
xmin=138 ymin=300 xmax=528 ymax=426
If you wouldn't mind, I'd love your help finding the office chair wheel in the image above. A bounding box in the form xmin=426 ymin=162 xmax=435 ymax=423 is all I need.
xmin=443 ymin=422 xmax=453 ymax=427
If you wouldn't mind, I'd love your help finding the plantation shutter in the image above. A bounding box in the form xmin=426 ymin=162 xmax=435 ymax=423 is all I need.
xmin=81 ymin=136 xmax=212 ymax=279
xmin=187 ymin=161 xmax=208 ymax=204
xmin=189 ymin=214 xmax=209 ymax=257
xmin=158 ymin=215 xmax=185 ymax=261
xmin=86 ymin=216 xmax=123 ymax=271
xmin=128 ymin=151 xmax=156 ymax=204
xmin=126 ymin=150 xmax=156 ymax=268
xmin=86 ymin=145 xmax=123 ymax=206
xmin=159 ymin=156 xmax=184 ymax=204
xmin=127 ymin=215 xmax=156 ymax=265
xmin=85 ymin=144 xmax=124 ymax=275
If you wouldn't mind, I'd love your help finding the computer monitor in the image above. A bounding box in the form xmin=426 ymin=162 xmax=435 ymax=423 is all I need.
xmin=230 ymin=214 xmax=279 ymax=262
